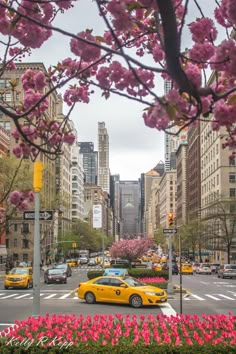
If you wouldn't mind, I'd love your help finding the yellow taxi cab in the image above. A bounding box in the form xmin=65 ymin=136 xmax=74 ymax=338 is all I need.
xmin=77 ymin=275 xmax=167 ymax=308
xmin=66 ymin=259 xmax=77 ymax=267
xmin=4 ymin=267 xmax=33 ymax=289
xmin=179 ymin=263 xmax=193 ymax=275
xmin=152 ymin=263 xmax=164 ymax=271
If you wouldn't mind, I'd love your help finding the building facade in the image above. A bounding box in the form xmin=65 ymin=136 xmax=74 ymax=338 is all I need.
xmin=97 ymin=122 xmax=110 ymax=194
xmin=119 ymin=180 xmax=141 ymax=237
xmin=79 ymin=142 xmax=97 ymax=185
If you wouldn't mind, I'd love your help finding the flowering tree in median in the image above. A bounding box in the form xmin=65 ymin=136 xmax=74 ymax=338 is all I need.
xmin=0 ymin=0 xmax=236 ymax=213
xmin=109 ymin=238 xmax=154 ymax=262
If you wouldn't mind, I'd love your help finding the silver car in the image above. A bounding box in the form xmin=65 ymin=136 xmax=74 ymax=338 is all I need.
xmin=217 ymin=264 xmax=236 ymax=279
xmin=195 ymin=263 xmax=211 ymax=275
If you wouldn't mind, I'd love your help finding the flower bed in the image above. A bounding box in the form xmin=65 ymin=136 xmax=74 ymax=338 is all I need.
xmin=1 ymin=313 xmax=236 ymax=353
xmin=138 ymin=277 xmax=168 ymax=289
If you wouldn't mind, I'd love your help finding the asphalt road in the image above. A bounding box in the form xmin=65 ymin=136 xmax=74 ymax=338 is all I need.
xmin=0 ymin=268 xmax=235 ymax=335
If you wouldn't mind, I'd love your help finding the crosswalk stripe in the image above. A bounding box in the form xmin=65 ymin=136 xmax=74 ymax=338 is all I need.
xmin=14 ymin=294 xmax=31 ymax=299
xmin=218 ymin=294 xmax=235 ymax=300
xmin=73 ymin=296 xmax=78 ymax=299
xmin=205 ymin=294 xmax=220 ymax=300
xmin=44 ymin=294 xmax=57 ymax=299
xmin=190 ymin=294 xmax=204 ymax=301
xmin=58 ymin=293 xmax=71 ymax=299
xmin=0 ymin=294 xmax=19 ymax=299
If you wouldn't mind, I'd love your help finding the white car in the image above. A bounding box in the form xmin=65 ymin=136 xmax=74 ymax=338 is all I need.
xmin=195 ymin=263 xmax=211 ymax=274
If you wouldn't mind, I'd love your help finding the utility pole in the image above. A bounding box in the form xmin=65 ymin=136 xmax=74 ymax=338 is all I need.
xmin=167 ymin=212 xmax=174 ymax=295
xmin=32 ymin=161 xmax=43 ymax=317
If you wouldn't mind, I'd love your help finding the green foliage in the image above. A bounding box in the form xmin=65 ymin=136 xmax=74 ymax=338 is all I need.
xmin=58 ymin=219 xmax=107 ymax=255
xmin=0 ymin=157 xmax=33 ymax=198
xmin=128 ymin=269 xmax=169 ymax=280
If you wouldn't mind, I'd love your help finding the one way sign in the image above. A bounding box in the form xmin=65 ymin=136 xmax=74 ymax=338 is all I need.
xmin=23 ymin=210 xmax=53 ymax=221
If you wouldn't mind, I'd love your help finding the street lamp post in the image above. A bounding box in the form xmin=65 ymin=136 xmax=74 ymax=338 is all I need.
xmin=32 ymin=161 xmax=43 ymax=318
xmin=167 ymin=234 xmax=173 ymax=295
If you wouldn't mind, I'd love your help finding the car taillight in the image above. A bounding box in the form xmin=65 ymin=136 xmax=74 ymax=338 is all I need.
xmin=78 ymin=283 xmax=81 ymax=288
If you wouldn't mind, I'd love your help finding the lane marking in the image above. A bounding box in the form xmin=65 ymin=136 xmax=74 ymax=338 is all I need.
xmin=190 ymin=294 xmax=204 ymax=301
xmin=160 ymin=303 xmax=176 ymax=317
xmin=0 ymin=294 xmax=19 ymax=299
xmin=44 ymin=294 xmax=57 ymax=299
xmin=205 ymin=294 xmax=220 ymax=300
xmin=59 ymin=293 xmax=71 ymax=299
xmin=218 ymin=294 xmax=235 ymax=300
xmin=14 ymin=294 xmax=31 ymax=299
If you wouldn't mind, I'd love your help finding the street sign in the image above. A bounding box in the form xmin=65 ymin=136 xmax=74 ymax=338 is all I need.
xmin=23 ymin=210 xmax=53 ymax=221
xmin=163 ymin=228 xmax=177 ymax=234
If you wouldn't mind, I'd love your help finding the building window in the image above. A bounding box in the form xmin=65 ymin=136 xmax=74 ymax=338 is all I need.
xmin=23 ymin=254 xmax=28 ymax=262
xmin=229 ymin=157 xmax=236 ymax=166
xmin=229 ymin=173 xmax=236 ymax=183
xmin=22 ymin=223 xmax=29 ymax=233
xmin=229 ymin=188 xmax=236 ymax=198
xmin=6 ymin=239 xmax=9 ymax=248
xmin=14 ymin=239 xmax=17 ymax=247
xmin=14 ymin=224 xmax=18 ymax=232
xmin=22 ymin=239 xmax=29 ymax=249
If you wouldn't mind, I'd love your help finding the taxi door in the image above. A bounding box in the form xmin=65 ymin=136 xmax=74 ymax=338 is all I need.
xmin=91 ymin=278 xmax=111 ymax=301
xmin=105 ymin=278 xmax=129 ymax=304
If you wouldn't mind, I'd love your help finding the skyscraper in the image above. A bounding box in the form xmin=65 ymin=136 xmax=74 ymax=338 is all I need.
xmin=79 ymin=142 xmax=98 ymax=185
xmin=98 ymin=122 xmax=110 ymax=194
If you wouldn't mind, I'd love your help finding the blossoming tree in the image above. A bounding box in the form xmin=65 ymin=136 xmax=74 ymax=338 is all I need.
xmin=109 ymin=238 xmax=154 ymax=263
xmin=0 ymin=0 xmax=236 ymax=212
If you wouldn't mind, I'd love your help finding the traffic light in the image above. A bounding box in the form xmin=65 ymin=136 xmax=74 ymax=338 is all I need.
xmin=33 ymin=161 xmax=43 ymax=192
xmin=168 ymin=212 xmax=174 ymax=228
xmin=72 ymin=242 xmax=77 ymax=248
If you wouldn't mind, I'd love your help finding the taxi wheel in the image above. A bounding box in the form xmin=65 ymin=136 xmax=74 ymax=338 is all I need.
xmin=26 ymin=281 xmax=30 ymax=289
xmin=85 ymin=292 xmax=96 ymax=304
xmin=4 ymin=286 xmax=8 ymax=290
xmin=130 ymin=295 xmax=143 ymax=308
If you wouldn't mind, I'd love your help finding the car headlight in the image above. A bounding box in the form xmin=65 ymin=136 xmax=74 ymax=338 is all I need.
xmin=145 ymin=291 xmax=156 ymax=296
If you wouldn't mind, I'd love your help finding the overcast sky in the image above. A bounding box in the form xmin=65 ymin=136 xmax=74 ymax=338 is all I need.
xmin=27 ymin=0 xmax=215 ymax=180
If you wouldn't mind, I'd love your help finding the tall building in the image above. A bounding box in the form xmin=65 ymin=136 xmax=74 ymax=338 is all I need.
xmin=110 ymin=174 xmax=120 ymax=240
xmin=1 ymin=63 xmax=62 ymax=263
xmin=71 ymin=142 xmax=85 ymax=221
xmin=119 ymin=180 xmax=141 ymax=237
xmin=187 ymin=121 xmax=201 ymax=221
xmin=79 ymin=142 xmax=97 ymax=185
xmin=159 ymin=170 xmax=177 ymax=228
xmin=98 ymin=122 xmax=110 ymax=194
xmin=0 ymin=126 xmax=10 ymax=262
xmin=164 ymin=81 xmax=188 ymax=171
xmin=176 ymin=142 xmax=188 ymax=226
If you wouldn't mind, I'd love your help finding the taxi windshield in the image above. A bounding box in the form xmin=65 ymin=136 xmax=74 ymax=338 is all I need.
xmin=124 ymin=277 xmax=145 ymax=287
xmin=10 ymin=268 xmax=28 ymax=275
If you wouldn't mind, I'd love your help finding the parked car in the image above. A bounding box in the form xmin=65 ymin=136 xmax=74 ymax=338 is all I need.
xmin=88 ymin=258 xmax=97 ymax=267
xmin=77 ymin=275 xmax=167 ymax=308
xmin=217 ymin=264 xmax=236 ymax=279
xmin=195 ymin=263 xmax=211 ymax=275
xmin=53 ymin=263 xmax=72 ymax=277
xmin=4 ymin=267 xmax=33 ymax=289
xmin=110 ymin=259 xmax=130 ymax=267
xmin=161 ymin=262 xmax=179 ymax=275
xmin=192 ymin=263 xmax=200 ymax=272
xmin=66 ymin=259 xmax=77 ymax=267
xmin=179 ymin=263 xmax=193 ymax=275
xmin=44 ymin=268 xmax=67 ymax=284
xmin=79 ymin=257 xmax=88 ymax=265
xmin=210 ymin=263 xmax=221 ymax=273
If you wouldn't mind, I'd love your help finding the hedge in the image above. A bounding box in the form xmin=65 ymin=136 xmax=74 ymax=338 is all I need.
xmin=87 ymin=269 xmax=169 ymax=280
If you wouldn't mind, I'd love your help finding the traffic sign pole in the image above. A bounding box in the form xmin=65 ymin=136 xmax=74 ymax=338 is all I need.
xmin=32 ymin=189 xmax=40 ymax=317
